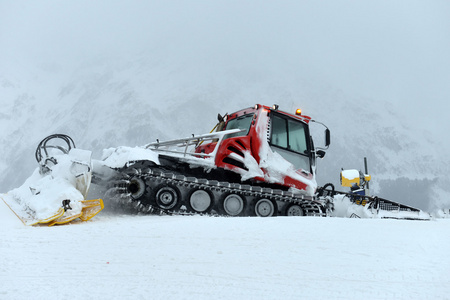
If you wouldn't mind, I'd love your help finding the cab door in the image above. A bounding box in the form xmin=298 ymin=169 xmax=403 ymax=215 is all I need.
xmin=269 ymin=113 xmax=312 ymax=173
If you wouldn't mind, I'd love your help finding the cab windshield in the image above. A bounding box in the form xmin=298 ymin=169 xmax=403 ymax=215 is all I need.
xmin=223 ymin=114 xmax=254 ymax=139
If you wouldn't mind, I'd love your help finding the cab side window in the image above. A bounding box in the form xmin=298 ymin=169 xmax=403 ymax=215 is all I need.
xmin=271 ymin=115 xmax=308 ymax=154
xmin=288 ymin=119 xmax=307 ymax=154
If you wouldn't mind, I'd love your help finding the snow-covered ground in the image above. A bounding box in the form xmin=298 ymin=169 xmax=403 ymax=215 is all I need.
xmin=1 ymin=199 xmax=449 ymax=300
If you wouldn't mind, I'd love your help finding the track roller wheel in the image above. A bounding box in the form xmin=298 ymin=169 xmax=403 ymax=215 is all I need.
xmin=154 ymin=185 xmax=181 ymax=211
xmin=284 ymin=204 xmax=304 ymax=216
xmin=188 ymin=189 xmax=213 ymax=213
xmin=128 ymin=176 xmax=147 ymax=200
xmin=254 ymin=198 xmax=277 ymax=217
xmin=222 ymin=194 xmax=245 ymax=216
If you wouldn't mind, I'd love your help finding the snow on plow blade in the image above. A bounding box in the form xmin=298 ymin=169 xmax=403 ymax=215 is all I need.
xmin=0 ymin=134 xmax=104 ymax=226
xmin=47 ymin=199 xmax=104 ymax=226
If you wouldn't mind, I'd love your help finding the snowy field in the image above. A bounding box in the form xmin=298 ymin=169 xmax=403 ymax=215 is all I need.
xmin=1 ymin=200 xmax=449 ymax=300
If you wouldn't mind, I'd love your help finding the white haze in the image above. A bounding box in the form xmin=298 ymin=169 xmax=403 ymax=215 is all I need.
xmin=1 ymin=1 xmax=450 ymax=211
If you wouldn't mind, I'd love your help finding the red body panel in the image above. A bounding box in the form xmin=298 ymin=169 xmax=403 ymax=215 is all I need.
xmin=195 ymin=104 xmax=316 ymax=195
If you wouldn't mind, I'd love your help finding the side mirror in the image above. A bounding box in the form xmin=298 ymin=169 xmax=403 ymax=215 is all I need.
xmin=316 ymin=150 xmax=326 ymax=158
xmin=325 ymin=128 xmax=331 ymax=147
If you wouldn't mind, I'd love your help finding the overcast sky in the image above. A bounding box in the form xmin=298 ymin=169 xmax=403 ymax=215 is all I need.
xmin=1 ymin=0 xmax=450 ymax=133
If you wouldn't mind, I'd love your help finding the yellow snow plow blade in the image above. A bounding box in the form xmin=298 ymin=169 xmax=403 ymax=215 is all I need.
xmin=1 ymin=194 xmax=104 ymax=226
xmin=48 ymin=212 xmax=83 ymax=226
xmin=48 ymin=199 xmax=104 ymax=226
xmin=80 ymin=199 xmax=104 ymax=221
xmin=30 ymin=208 xmax=66 ymax=226
xmin=1 ymin=194 xmax=65 ymax=226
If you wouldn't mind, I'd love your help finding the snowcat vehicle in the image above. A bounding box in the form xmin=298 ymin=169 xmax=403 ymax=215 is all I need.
xmin=1 ymin=104 xmax=430 ymax=225
xmin=95 ymin=104 xmax=334 ymax=217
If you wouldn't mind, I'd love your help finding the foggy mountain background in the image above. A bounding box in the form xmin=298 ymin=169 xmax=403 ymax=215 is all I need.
xmin=1 ymin=1 xmax=449 ymax=212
